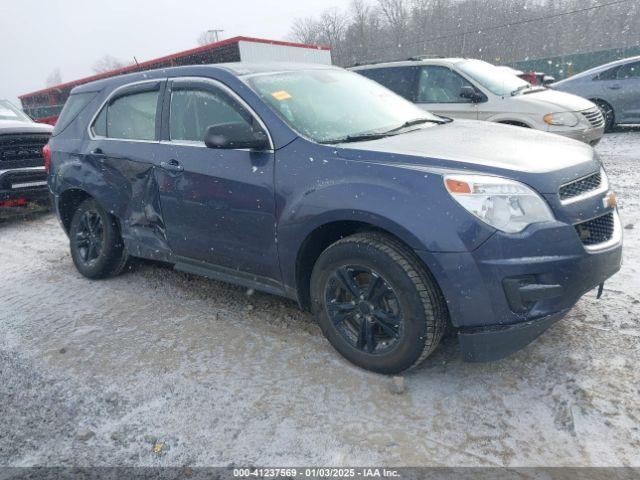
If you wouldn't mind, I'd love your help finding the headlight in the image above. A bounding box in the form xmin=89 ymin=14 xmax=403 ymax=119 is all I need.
xmin=543 ymin=111 xmax=579 ymax=127
xmin=444 ymin=174 xmax=554 ymax=233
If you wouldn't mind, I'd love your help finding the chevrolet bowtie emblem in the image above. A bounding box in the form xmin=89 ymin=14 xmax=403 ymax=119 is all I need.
xmin=603 ymin=191 xmax=617 ymax=209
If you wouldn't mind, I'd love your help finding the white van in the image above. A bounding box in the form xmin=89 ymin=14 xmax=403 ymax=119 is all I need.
xmin=351 ymin=58 xmax=605 ymax=145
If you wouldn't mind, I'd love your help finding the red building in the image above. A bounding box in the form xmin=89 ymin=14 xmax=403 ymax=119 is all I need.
xmin=20 ymin=36 xmax=331 ymax=125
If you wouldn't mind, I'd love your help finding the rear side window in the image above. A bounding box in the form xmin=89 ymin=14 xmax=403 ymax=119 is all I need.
xmin=169 ymin=86 xmax=251 ymax=142
xmin=594 ymin=66 xmax=619 ymax=81
xmin=617 ymin=61 xmax=640 ymax=80
xmin=357 ymin=67 xmax=418 ymax=101
xmin=417 ymin=66 xmax=474 ymax=103
xmin=92 ymin=89 xmax=159 ymax=140
xmin=52 ymin=92 xmax=97 ymax=136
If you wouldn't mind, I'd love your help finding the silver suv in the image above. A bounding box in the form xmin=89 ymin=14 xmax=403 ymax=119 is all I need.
xmin=351 ymin=58 xmax=605 ymax=145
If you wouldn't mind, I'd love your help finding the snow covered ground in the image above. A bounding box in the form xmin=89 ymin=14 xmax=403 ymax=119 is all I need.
xmin=1 ymin=129 xmax=638 ymax=467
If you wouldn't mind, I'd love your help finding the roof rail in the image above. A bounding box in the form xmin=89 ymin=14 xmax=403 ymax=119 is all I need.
xmin=348 ymin=59 xmax=384 ymax=67
xmin=407 ymin=54 xmax=446 ymax=61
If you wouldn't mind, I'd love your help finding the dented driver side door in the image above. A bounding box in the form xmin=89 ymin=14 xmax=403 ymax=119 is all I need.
xmin=86 ymin=80 xmax=171 ymax=259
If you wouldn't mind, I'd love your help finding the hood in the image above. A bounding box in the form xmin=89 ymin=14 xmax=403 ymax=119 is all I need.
xmin=0 ymin=119 xmax=54 ymax=135
xmin=511 ymin=88 xmax=595 ymax=112
xmin=336 ymin=119 xmax=600 ymax=194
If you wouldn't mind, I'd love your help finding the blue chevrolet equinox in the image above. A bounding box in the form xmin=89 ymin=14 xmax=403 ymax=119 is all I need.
xmin=46 ymin=63 xmax=622 ymax=373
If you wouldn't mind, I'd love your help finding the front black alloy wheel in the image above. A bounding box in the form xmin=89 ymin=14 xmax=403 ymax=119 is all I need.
xmin=69 ymin=198 xmax=128 ymax=279
xmin=311 ymin=232 xmax=448 ymax=374
xmin=325 ymin=266 xmax=403 ymax=355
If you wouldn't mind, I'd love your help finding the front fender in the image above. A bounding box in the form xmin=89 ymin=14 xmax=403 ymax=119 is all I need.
xmin=275 ymin=138 xmax=495 ymax=289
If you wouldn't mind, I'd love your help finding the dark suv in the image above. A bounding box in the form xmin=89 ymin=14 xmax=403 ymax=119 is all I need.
xmin=0 ymin=99 xmax=52 ymax=210
xmin=47 ymin=63 xmax=622 ymax=373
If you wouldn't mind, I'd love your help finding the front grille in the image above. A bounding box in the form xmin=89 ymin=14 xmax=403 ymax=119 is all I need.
xmin=0 ymin=133 xmax=50 ymax=170
xmin=575 ymin=212 xmax=614 ymax=246
xmin=559 ymin=171 xmax=602 ymax=201
xmin=581 ymin=107 xmax=605 ymax=128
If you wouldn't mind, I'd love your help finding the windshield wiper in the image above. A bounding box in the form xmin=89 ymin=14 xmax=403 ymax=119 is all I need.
xmin=321 ymin=132 xmax=391 ymax=144
xmin=522 ymin=86 xmax=547 ymax=95
xmin=510 ymin=84 xmax=531 ymax=96
xmin=384 ymin=117 xmax=448 ymax=133
xmin=321 ymin=117 xmax=452 ymax=144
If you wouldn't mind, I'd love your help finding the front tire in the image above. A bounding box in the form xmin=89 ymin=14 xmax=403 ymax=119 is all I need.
xmin=310 ymin=232 xmax=447 ymax=374
xmin=69 ymin=198 xmax=128 ymax=279
xmin=593 ymin=99 xmax=615 ymax=132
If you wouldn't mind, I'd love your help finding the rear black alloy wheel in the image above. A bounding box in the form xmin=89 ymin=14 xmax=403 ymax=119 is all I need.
xmin=69 ymin=198 xmax=128 ymax=279
xmin=75 ymin=210 xmax=104 ymax=265
xmin=325 ymin=266 xmax=403 ymax=355
xmin=311 ymin=232 xmax=447 ymax=374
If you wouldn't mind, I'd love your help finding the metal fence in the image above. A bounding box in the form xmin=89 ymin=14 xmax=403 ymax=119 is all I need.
xmin=510 ymin=45 xmax=640 ymax=80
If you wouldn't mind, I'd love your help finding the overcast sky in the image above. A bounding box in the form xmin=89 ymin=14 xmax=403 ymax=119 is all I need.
xmin=0 ymin=0 xmax=341 ymax=104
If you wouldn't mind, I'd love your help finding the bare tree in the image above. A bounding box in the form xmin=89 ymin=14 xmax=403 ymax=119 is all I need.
xmin=318 ymin=8 xmax=349 ymax=63
xmin=288 ymin=0 xmax=640 ymax=74
xmin=93 ymin=55 xmax=127 ymax=74
xmin=290 ymin=17 xmax=323 ymax=44
xmin=347 ymin=0 xmax=375 ymax=63
xmin=45 ymin=68 xmax=62 ymax=87
xmin=377 ymin=0 xmax=409 ymax=47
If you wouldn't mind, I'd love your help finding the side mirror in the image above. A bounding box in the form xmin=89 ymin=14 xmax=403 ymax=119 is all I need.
xmin=460 ymin=85 xmax=483 ymax=103
xmin=542 ymin=75 xmax=556 ymax=86
xmin=204 ymin=122 xmax=269 ymax=150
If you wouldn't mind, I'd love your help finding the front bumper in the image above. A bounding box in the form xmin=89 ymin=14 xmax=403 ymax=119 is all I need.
xmin=417 ymin=210 xmax=622 ymax=361
xmin=553 ymin=124 xmax=605 ymax=146
xmin=458 ymin=309 xmax=568 ymax=362
xmin=0 ymin=167 xmax=49 ymax=205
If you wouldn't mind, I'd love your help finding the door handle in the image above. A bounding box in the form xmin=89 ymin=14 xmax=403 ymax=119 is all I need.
xmin=609 ymin=83 xmax=621 ymax=90
xmin=160 ymin=159 xmax=184 ymax=173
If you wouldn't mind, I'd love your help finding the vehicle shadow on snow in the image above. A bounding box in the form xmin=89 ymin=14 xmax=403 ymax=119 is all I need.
xmin=124 ymin=257 xmax=465 ymax=374
xmin=609 ymin=124 xmax=640 ymax=133
xmin=0 ymin=205 xmax=51 ymax=227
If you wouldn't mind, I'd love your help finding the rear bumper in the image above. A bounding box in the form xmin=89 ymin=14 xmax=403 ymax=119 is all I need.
xmin=417 ymin=210 xmax=622 ymax=361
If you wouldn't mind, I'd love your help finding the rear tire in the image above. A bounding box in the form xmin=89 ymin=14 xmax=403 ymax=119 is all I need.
xmin=69 ymin=198 xmax=128 ymax=279
xmin=310 ymin=232 xmax=447 ymax=374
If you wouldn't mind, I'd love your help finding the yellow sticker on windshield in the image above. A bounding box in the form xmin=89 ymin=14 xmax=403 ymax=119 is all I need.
xmin=271 ymin=90 xmax=292 ymax=101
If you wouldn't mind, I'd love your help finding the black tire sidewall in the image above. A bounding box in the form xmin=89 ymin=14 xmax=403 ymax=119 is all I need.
xmin=595 ymin=100 xmax=615 ymax=132
xmin=69 ymin=199 xmax=124 ymax=279
xmin=311 ymin=239 xmax=432 ymax=374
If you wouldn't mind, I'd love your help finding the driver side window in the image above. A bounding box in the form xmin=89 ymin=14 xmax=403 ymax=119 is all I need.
xmin=169 ymin=86 xmax=252 ymax=142
xmin=417 ymin=66 xmax=474 ymax=104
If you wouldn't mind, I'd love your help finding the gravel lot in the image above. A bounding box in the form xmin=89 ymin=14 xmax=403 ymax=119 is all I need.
xmin=1 ymin=129 xmax=639 ymax=467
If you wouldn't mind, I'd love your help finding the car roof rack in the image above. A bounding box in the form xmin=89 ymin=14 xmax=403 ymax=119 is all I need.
xmin=407 ymin=54 xmax=446 ymax=61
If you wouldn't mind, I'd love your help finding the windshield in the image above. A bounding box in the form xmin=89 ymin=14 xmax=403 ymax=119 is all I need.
xmin=456 ymin=59 xmax=531 ymax=96
xmin=245 ymin=69 xmax=441 ymax=143
xmin=0 ymin=99 xmax=31 ymax=122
